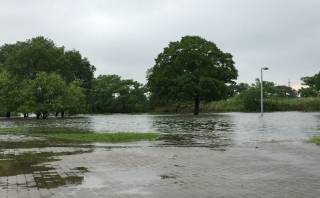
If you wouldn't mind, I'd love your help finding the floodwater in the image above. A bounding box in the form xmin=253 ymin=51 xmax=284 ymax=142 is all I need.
xmin=0 ymin=112 xmax=319 ymax=147
xmin=0 ymin=112 xmax=320 ymax=197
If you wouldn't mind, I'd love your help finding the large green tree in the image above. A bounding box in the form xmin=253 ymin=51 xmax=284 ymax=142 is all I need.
xmin=147 ymin=36 xmax=238 ymax=115
xmin=0 ymin=36 xmax=95 ymax=89
xmin=0 ymin=36 xmax=95 ymax=118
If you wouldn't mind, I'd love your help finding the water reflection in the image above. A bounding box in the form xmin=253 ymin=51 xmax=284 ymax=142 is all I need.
xmin=153 ymin=114 xmax=235 ymax=147
xmin=0 ymin=149 xmax=91 ymax=189
xmin=1 ymin=112 xmax=320 ymax=147
xmin=0 ymin=117 xmax=92 ymax=132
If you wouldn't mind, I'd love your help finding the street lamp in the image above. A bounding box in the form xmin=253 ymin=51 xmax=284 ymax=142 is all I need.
xmin=260 ymin=67 xmax=269 ymax=115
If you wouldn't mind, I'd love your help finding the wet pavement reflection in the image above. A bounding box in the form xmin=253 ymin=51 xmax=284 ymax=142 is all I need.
xmin=0 ymin=148 xmax=92 ymax=191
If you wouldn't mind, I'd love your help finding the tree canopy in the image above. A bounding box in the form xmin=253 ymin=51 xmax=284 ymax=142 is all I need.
xmin=0 ymin=37 xmax=93 ymax=118
xmin=147 ymin=36 xmax=238 ymax=115
xmin=300 ymin=72 xmax=320 ymax=97
xmin=0 ymin=36 xmax=95 ymax=88
xmin=0 ymin=71 xmax=86 ymax=119
xmin=89 ymin=75 xmax=148 ymax=113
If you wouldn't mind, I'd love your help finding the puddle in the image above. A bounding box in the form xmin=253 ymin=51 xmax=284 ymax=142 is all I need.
xmin=0 ymin=149 xmax=91 ymax=189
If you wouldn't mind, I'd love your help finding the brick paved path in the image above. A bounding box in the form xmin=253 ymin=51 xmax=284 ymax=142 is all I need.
xmin=0 ymin=142 xmax=320 ymax=198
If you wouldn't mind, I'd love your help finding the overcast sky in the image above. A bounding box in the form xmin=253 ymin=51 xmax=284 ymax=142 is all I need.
xmin=1 ymin=0 xmax=319 ymax=87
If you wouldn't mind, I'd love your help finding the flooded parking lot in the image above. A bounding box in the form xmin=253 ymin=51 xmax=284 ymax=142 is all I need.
xmin=0 ymin=112 xmax=320 ymax=197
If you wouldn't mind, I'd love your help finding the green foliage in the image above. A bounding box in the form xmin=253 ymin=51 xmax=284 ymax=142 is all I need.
xmin=0 ymin=72 xmax=86 ymax=118
xmin=205 ymin=97 xmax=320 ymax=112
xmin=273 ymin=85 xmax=298 ymax=98
xmin=227 ymin=81 xmax=298 ymax=112
xmin=26 ymin=72 xmax=67 ymax=115
xmin=237 ymin=87 xmax=261 ymax=111
xmin=300 ymin=72 xmax=320 ymax=97
xmin=269 ymin=97 xmax=320 ymax=111
xmin=299 ymin=87 xmax=318 ymax=97
xmin=90 ymin=75 xmax=148 ymax=113
xmin=147 ymin=35 xmax=238 ymax=114
xmin=45 ymin=132 xmax=159 ymax=143
xmin=230 ymin=82 xmax=250 ymax=96
xmin=310 ymin=136 xmax=320 ymax=145
xmin=0 ymin=37 xmax=94 ymax=118
xmin=201 ymin=79 xmax=319 ymax=113
xmin=25 ymin=72 xmax=86 ymax=117
xmin=202 ymin=98 xmax=244 ymax=112
xmin=301 ymin=72 xmax=320 ymax=91
xmin=0 ymin=127 xmax=159 ymax=143
xmin=0 ymin=71 xmax=23 ymax=116
xmin=63 ymin=82 xmax=87 ymax=114
xmin=0 ymin=37 xmax=95 ymax=86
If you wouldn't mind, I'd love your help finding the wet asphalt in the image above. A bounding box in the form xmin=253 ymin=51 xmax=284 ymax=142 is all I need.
xmin=0 ymin=141 xmax=319 ymax=198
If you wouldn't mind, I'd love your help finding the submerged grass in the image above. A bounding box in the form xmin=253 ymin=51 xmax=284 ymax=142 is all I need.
xmin=45 ymin=132 xmax=159 ymax=143
xmin=0 ymin=127 xmax=159 ymax=143
xmin=310 ymin=136 xmax=320 ymax=145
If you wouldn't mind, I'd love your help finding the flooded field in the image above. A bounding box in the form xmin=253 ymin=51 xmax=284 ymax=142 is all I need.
xmin=1 ymin=112 xmax=319 ymax=146
xmin=0 ymin=112 xmax=320 ymax=197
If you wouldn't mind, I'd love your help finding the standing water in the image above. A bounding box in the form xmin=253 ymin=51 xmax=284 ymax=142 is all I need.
xmin=0 ymin=112 xmax=319 ymax=147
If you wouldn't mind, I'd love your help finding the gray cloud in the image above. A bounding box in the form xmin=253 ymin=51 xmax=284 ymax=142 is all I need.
xmin=1 ymin=0 xmax=319 ymax=87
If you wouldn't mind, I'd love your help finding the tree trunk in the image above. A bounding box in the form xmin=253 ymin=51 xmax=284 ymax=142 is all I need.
xmin=194 ymin=95 xmax=200 ymax=115
xmin=175 ymin=103 xmax=180 ymax=113
xmin=36 ymin=112 xmax=41 ymax=119
xmin=55 ymin=112 xmax=59 ymax=117
xmin=42 ymin=112 xmax=48 ymax=119
xmin=61 ymin=111 xmax=65 ymax=118
xmin=6 ymin=112 xmax=11 ymax=118
xmin=23 ymin=113 xmax=28 ymax=118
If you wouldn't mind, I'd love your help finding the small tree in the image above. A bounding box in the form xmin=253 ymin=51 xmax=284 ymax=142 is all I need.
xmin=25 ymin=72 xmax=68 ymax=119
xmin=147 ymin=36 xmax=238 ymax=115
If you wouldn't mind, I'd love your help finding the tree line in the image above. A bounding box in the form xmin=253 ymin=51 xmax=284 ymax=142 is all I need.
xmin=0 ymin=36 xmax=319 ymax=117
xmin=0 ymin=37 xmax=147 ymax=118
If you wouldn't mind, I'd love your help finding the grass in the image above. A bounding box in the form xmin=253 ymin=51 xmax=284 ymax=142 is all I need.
xmin=202 ymin=98 xmax=245 ymax=112
xmin=45 ymin=132 xmax=159 ymax=143
xmin=310 ymin=136 xmax=320 ymax=145
xmin=151 ymin=97 xmax=320 ymax=113
xmin=203 ymin=97 xmax=320 ymax=112
xmin=0 ymin=127 xmax=159 ymax=143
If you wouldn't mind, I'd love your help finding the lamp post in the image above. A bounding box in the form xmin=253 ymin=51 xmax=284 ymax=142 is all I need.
xmin=260 ymin=67 xmax=269 ymax=115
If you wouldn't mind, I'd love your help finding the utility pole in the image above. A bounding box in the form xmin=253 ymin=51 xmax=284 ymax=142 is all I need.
xmin=261 ymin=67 xmax=269 ymax=115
